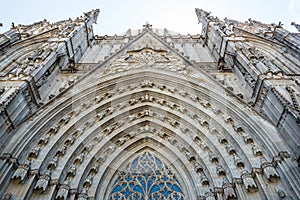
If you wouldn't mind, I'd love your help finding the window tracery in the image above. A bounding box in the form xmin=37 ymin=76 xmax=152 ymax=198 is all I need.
xmin=108 ymin=152 xmax=185 ymax=200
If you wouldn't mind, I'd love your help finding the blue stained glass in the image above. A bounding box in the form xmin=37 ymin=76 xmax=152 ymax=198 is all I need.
xmin=129 ymin=183 xmax=135 ymax=188
xmin=171 ymin=184 xmax=183 ymax=193
xmin=155 ymin=158 xmax=162 ymax=168
xmin=147 ymin=178 xmax=154 ymax=189
xmin=140 ymin=180 xmax=146 ymax=189
xmin=162 ymin=187 xmax=171 ymax=198
xmin=108 ymin=152 xmax=185 ymax=199
xmin=149 ymin=185 xmax=160 ymax=193
xmin=133 ymin=185 xmax=144 ymax=194
xmin=124 ymin=188 xmax=131 ymax=198
xmin=125 ymin=175 xmax=132 ymax=181
xmin=112 ymin=185 xmax=123 ymax=193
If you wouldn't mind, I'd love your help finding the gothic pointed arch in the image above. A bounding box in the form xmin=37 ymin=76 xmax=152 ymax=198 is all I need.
xmin=1 ymin=8 xmax=299 ymax=200
xmin=107 ymin=151 xmax=185 ymax=200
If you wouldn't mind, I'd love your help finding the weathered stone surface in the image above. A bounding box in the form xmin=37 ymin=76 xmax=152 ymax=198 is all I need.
xmin=0 ymin=8 xmax=299 ymax=200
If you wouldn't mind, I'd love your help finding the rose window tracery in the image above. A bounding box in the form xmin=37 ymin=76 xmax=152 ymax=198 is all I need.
xmin=108 ymin=152 xmax=185 ymax=200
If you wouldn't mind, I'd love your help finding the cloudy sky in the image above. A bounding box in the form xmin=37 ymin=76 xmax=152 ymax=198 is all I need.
xmin=1 ymin=0 xmax=299 ymax=35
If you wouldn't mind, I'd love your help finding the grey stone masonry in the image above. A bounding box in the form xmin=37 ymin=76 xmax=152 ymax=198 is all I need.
xmin=0 ymin=8 xmax=299 ymax=200
xmin=196 ymin=8 xmax=300 ymax=167
xmin=0 ymin=9 xmax=99 ymax=137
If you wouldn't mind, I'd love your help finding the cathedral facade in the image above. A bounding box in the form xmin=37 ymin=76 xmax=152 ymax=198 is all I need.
xmin=0 ymin=8 xmax=299 ymax=200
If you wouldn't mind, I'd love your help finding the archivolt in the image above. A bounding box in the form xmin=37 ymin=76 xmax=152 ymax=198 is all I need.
xmin=2 ymin=68 xmax=295 ymax=199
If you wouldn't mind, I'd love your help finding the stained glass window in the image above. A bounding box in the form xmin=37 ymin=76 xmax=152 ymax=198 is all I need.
xmin=108 ymin=152 xmax=185 ymax=200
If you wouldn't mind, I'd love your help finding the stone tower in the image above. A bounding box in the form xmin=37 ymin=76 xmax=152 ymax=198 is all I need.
xmin=0 ymin=8 xmax=299 ymax=200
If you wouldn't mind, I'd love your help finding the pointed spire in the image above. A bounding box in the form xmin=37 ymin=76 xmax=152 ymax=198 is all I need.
xmin=82 ymin=9 xmax=100 ymax=24
xmin=291 ymin=22 xmax=300 ymax=32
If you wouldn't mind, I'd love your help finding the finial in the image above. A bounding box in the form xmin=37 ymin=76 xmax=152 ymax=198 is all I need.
xmin=143 ymin=21 xmax=152 ymax=29
xmin=291 ymin=22 xmax=300 ymax=31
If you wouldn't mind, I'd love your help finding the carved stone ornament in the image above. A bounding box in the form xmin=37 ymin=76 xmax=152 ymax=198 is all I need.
xmin=200 ymin=173 xmax=209 ymax=186
xmin=291 ymin=22 xmax=300 ymax=32
xmin=77 ymin=187 xmax=88 ymax=200
xmin=261 ymin=158 xmax=280 ymax=182
xmin=241 ymin=170 xmax=258 ymax=193
xmin=205 ymin=190 xmax=216 ymax=200
xmin=222 ymin=178 xmax=237 ymax=200
xmin=34 ymin=170 xmax=51 ymax=191
xmin=107 ymin=47 xmax=187 ymax=75
xmin=216 ymin=165 xmax=226 ymax=176
xmin=83 ymin=174 xmax=93 ymax=188
xmin=3 ymin=193 xmax=12 ymax=200
xmin=11 ymin=159 xmax=31 ymax=182
xmin=55 ymin=180 xmax=70 ymax=200
xmin=277 ymin=189 xmax=293 ymax=200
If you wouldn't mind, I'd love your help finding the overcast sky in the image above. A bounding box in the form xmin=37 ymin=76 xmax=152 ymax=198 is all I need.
xmin=1 ymin=0 xmax=299 ymax=35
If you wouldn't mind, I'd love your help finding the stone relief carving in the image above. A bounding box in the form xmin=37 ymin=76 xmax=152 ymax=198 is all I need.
xmin=106 ymin=47 xmax=188 ymax=75
xmin=200 ymin=173 xmax=210 ymax=186
xmin=194 ymin=161 xmax=204 ymax=173
xmin=226 ymin=144 xmax=236 ymax=155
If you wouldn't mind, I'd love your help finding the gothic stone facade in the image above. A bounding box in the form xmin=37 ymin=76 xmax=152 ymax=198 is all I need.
xmin=0 ymin=8 xmax=299 ymax=200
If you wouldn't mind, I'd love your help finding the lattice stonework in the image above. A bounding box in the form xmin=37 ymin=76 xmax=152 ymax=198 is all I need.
xmin=108 ymin=152 xmax=185 ymax=200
